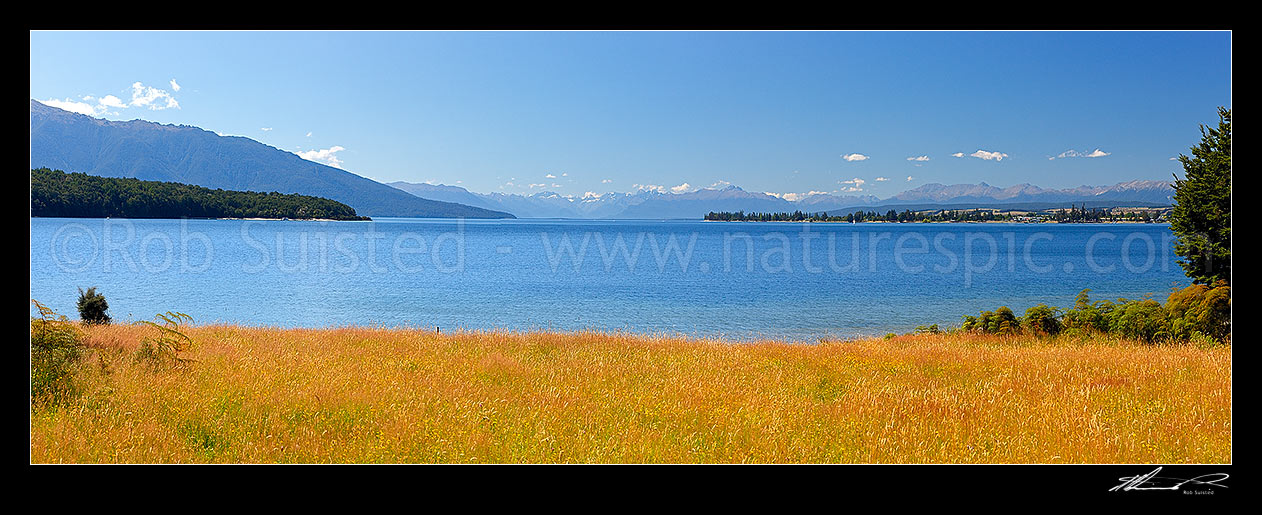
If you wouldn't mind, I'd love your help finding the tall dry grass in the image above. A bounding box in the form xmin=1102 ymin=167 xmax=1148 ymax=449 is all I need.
xmin=30 ymin=324 xmax=1230 ymax=463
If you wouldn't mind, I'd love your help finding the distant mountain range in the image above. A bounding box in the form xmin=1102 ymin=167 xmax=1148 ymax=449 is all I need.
xmin=389 ymin=181 xmax=883 ymax=219
xmin=389 ymin=179 xmax=1175 ymax=219
xmin=29 ymin=100 xmax=513 ymax=218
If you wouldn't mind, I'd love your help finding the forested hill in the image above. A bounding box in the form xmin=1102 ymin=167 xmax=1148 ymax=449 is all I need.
xmin=31 ymin=168 xmax=370 ymax=221
xmin=30 ymin=100 xmax=515 ymax=219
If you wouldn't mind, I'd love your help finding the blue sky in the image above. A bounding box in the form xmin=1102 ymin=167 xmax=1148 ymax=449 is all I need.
xmin=30 ymin=30 xmax=1231 ymax=199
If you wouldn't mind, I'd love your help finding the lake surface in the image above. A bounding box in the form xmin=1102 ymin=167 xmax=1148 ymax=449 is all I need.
xmin=30 ymin=217 xmax=1189 ymax=341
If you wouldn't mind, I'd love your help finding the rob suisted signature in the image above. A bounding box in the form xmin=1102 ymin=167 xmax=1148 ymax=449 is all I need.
xmin=1110 ymin=467 xmax=1229 ymax=492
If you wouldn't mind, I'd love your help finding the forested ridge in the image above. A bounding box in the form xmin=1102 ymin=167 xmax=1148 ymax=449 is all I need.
xmin=30 ymin=168 xmax=369 ymax=220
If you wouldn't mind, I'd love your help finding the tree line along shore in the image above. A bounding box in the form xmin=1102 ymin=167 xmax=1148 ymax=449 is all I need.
xmin=705 ymin=205 xmax=1168 ymax=224
xmin=30 ymin=168 xmax=369 ymax=221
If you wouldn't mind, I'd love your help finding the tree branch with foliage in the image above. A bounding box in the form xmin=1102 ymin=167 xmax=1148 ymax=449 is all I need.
xmin=1170 ymin=107 xmax=1231 ymax=285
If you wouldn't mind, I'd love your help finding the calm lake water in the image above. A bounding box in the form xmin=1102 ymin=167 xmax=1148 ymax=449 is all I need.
xmin=30 ymin=217 xmax=1189 ymax=341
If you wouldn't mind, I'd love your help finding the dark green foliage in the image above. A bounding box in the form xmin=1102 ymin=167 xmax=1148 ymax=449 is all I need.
xmin=705 ymin=204 xmax=1169 ymax=223
xmin=985 ymin=307 xmax=1020 ymax=335
xmin=1022 ymin=304 xmax=1061 ymax=335
xmin=1165 ymin=281 xmax=1231 ymax=342
xmin=30 ymin=300 xmax=86 ymax=408
xmin=1062 ymin=289 xmax=1115 ymax=335
xmin=961 ymin=306 xmax=1020 ymax=335
xmin=961 ymin=286 xmax=1229 ymax=344
xmin=135 ymin=311 xmax=195 ymax=370
xmin=914 ymin=324 xmax=942 ymax=334
xmin=1170 ymin=107 xmax=1231 ymax=285
xmin=31 ymin=168 xmax=370 ymax=221
xmin=1108 ymin=299 xmax=1168 ymax=343
xmin=76 ymin=286 xmax=110 ymax=325
xmin=705 ymin=208 xmax=1021 ymax=223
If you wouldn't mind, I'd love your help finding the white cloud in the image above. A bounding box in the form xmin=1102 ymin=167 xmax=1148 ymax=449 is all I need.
xmin=907 ymin=176 xmax=915 ymax=181
xmin=39 ymin=98 xmax=97 ymax=116
xmin=771 ymin=190 xmax=829 ymax=202
xmin=296 ymin=146 xmax=346 ymax=168
xmin=969 ymin=149 xmax=1008 ymax=161
xmin=601 ymin=179 xmax=613 ymax=184
xmin=875 ymin=177 xmax=890 ymax=182
xmin=1053 ymin=148 xmax=1111 ymax=159
xmin=906 ymin=156 xmax=930 ymax=162
xmin=709 ymin=180 xmax=732 ymax=188
xmin=261 ymin=127 xmax=273 ymax=131
xmin=551 ymin=183 xmax=561 ymax=188
xmin=98 ymin=95 xmax=127 ymax=109
xmin=838 ymin=178 xmax=866 ymax=192
xmin=305 ymin=132 xmax=313 ymax=137
xmin=545 ymin=173 xmax=556 ymax=179
xmin=41 ymin=95 xmax=127 ymax=116
xmin=841 ymin=153 xmax=870 ymax=162
xmin=39 ymin=81 xmax=181 ymax=117
xmin=169 ymin=79 xmax=181 ymax=92
xmin=634 ymin=184 xmax=667 ymax=193
xmin=671 ymin=183 xmax=696 ymax=193
xmin=950 ymin=152 xmax=965 ymax=158
xmin=529 ymin=183 xmax=546 ymax=189
xmin=129 ymin=82 xmax=179 ymax=110
xmin=1169 ymin=157 xmax=1178 ymax=161
xmin=561 ymin=173 xmax=568 ymax=177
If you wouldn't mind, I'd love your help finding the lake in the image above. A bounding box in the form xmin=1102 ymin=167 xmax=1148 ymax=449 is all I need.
xmin=29 ymin=217 xmax=1189 ymax=341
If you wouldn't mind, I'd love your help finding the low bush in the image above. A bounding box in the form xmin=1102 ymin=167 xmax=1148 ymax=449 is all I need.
xmin=914 ymin=324 xmax=942 ymax=334
xmin=31 ymin=300 xmax=87 ymax=408
xmin=1165 ymin=281 xmax=1231 ymax=343
xmin=1023 ymin=304 xmax=1062 ymax=336
xmin=961 ymin=306 xmax=1020 ymax=335
xmin=76 ymin=287 xmax=110 ymax=325
xmin=956 ymin=285 xmax=1230 ymax=344
xmin=1109 ymin=298 xmax=1168 ymax=343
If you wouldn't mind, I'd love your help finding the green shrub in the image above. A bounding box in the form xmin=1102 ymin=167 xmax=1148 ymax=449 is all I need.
xmin=961 ymin=306 xmax=1021 ymax=335
xmin=988 ymin=307 xmax=1020 ymax=335
xmin=944 ymin=284 xmax=1230 ymax=345
xmin=1108 ymin=298 xmax=1168 ymax=343
xmin=1061 ymin=289 xmax=1114 ymax=335
xmin=1023 ymin=304 xmax=1062 ymax=335
xmin=1165 ymin=282 xmax=1231 ymax=343
xmin=76 ymin=286 xmax=110 ymax=325
xmin=914 ymin=324 xmax=942 ymax=335
xmin=31 ymin=300 xmax=86 ymax=408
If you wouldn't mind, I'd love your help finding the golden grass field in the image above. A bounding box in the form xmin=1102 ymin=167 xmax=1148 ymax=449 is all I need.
xmin=30 ymin=323 xmax=1231 ymax=464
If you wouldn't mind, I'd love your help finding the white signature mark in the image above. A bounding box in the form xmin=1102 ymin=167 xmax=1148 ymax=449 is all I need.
xmin=1110 ymin=467 xmax=1229 ymax=492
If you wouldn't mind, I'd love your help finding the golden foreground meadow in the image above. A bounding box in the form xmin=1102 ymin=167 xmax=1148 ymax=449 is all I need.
xmin=30 ymin=324 xmax=1231 ymax=464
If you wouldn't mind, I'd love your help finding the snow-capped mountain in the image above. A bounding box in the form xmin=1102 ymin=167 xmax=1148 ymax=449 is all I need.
xmin=390 ymin=179 xmax=1175 ymax=219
